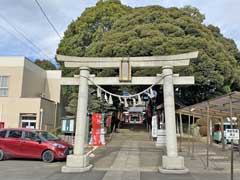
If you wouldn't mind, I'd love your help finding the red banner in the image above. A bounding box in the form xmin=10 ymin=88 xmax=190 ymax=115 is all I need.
xmin=139 ymin=114 xmax=143 ymax=124
xmin=91 ymin=113 xmax=102 ymax=146
xmin=106 ymin=116 xmax=112 ymax=127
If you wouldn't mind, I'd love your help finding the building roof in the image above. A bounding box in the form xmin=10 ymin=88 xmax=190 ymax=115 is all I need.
xmin=177 ymin=91 xmax=240 ymax=119
xmin=0 ymin=56 xmax=61 ymax=78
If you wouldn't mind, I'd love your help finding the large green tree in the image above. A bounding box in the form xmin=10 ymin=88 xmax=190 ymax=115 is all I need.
xmin=57 ymin=0 xmax=240 ymax=114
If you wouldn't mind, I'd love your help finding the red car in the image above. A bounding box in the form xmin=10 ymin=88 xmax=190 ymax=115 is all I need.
xmin=0 ymin=128 xmax=73 ymax=162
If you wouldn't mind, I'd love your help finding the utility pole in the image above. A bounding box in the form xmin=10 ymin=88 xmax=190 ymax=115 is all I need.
xmin=229 ymin=95 xmax=233 ymax=180
xmin=206 ymin=103 xmax=210 ymax=168
xmin=192 ymin=114 xmax=195 ymax=159
xmin=188 ymin=114 xmax=191 ymax=156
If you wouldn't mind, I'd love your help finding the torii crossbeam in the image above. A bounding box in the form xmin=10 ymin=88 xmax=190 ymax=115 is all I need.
xmin=57 ymin=51 xmax=198 ymax=174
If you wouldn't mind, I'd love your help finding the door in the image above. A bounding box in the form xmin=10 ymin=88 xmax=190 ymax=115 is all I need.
xmin=5 ymin=130 xmax=23 ymax=157
xmin=20 ymin=131 xmax=45 ymax=158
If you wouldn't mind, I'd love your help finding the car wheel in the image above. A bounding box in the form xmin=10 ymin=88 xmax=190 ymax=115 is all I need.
xmin=42 ymin=150 xmax=54 ymax=163
xmin=0 ymin=150 xmax=4 ymax=161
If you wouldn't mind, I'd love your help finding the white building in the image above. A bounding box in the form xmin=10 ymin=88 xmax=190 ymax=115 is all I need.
xmin=0 ymin=57 xmax=61 ymax=130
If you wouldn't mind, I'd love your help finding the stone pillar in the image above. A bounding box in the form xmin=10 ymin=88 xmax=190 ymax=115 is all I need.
xmin=176 ymin=115 xmax=180 ymax=134
xmin=179 ymin=113 xmax=183 ymax=152
xmin=221 ymin=118 xmax=225 ymax=151
xmin=180 ymin=113 xmax=183 ymax=136
xmin=159 ymin=66 xmax=189 ymax=174
xmin=62 ymin=67 xmax=93 ymax=173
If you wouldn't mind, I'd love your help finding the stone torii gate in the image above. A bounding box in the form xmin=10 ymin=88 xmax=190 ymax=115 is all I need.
xmin=57 ymin=51 xmax=198 ymax=173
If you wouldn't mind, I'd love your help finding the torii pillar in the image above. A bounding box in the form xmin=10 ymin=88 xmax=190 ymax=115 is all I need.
xmin=159 ymin=66 xmax=188 ymax=173
xmin=57 ymin=51 xmax=198 ymax=174
xmin=61 ymin=67 xmax=93 ymax=173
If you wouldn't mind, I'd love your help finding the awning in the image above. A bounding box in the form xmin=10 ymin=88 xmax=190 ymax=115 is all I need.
xmin=176 ymin=91 xmax=240 ymax=119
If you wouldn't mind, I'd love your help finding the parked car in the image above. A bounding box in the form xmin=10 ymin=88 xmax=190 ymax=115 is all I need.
xmin=0 ymin=128 xmax=73 ymax=162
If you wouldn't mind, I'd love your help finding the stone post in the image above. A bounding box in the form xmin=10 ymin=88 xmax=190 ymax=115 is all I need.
xmin=62 ymin=67 xmax=93 ymax=173
xmin=179 ymin=113 xmax=183 ymax=152
xmin=159 ymin=66 xmax=188 ymax=174
xmin=180 ymin=113 xmax=183 ymax=136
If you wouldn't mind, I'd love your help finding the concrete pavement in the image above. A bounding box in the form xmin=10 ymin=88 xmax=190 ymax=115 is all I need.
xmin=0 ymin=127 xmax=240 ymax=180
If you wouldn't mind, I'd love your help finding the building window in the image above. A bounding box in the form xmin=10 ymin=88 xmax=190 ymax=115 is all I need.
xmin=0 ymin=76 xmax=9 ymax=97
xmin=20 ymin=113 xmax=36 ymax=129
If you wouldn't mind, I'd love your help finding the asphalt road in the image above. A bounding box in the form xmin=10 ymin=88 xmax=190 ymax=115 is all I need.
xmin=0 ymin=128 xmax=240 ymax=180
xmin=0 ymin=160 xmax=239 ymax=180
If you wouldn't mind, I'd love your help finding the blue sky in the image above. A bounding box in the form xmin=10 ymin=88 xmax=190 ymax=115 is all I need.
xmin=0 ymin=0 xmax=239 ymax=63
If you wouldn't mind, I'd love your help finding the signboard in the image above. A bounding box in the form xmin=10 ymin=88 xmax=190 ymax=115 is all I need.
xmin=152 ymin=115 xmax=158 ymax=138
xmin=62 ymin=120 xmax=66 ymax=131
xmin=156 ymin=129 xmax=166 ymax=147
xmin=61 ymin=119 xmax=75 ymax=133
xmin=120 ymin=60 xmax=131 ymax=82
xmin=106 ymin=116 xmax=112 ymax=128
xmin=226 ymin=129 xmax=239 ymax=140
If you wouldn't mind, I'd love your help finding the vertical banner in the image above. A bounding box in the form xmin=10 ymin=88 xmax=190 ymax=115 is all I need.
xmin=128 ymin=112 xmax=131 ymax=123
xmin=152 ymin=115 xmax=158 ymax=138
xmin=92 ymin=113 xmax=102 ymax=146
xmin=106 ymin=116 xmax=112 ymax=128
xmin=101 ymin=113 xmax=105 ymax=128
xmin=101 ymin=114 xmax=105 ymax=145
xmin=139 ymin=114 xmax=143 ymax=124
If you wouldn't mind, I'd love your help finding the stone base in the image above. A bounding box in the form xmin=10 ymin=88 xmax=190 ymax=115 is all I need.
xmin=61 ymin=154 xmax=93 ymax=173
xmin=159 ymin=167 xmax=189 ymax=174
xmin=156 ymin=143 xmax=166 ymax=147
xmin=159 ymin=156 xmax=189 ymax=174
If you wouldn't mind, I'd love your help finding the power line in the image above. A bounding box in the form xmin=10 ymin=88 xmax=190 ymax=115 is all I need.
xmin=0 ymin=24 xmax=43 ymax=57
xmin=0 ymin=13 xmax=52 ymax=59
xmin=34 ymin=0 xmax=62 ymax=39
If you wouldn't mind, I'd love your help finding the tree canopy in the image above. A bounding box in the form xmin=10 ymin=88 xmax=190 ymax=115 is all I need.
xmin=57 ymin=0 xmax=240 ymax=113
xmin=35 ymin=59 xmax=56 ymax=70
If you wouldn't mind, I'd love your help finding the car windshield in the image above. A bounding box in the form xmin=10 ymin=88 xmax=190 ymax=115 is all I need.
xmin=36 ymin=131 xmax=60 ymax=141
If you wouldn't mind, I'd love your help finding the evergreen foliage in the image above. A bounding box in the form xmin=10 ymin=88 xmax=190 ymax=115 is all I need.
xmin=57 ymin=0 xmax=240 ymax=114
xmin=35 ymin=59 xmax=56 ymax=70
